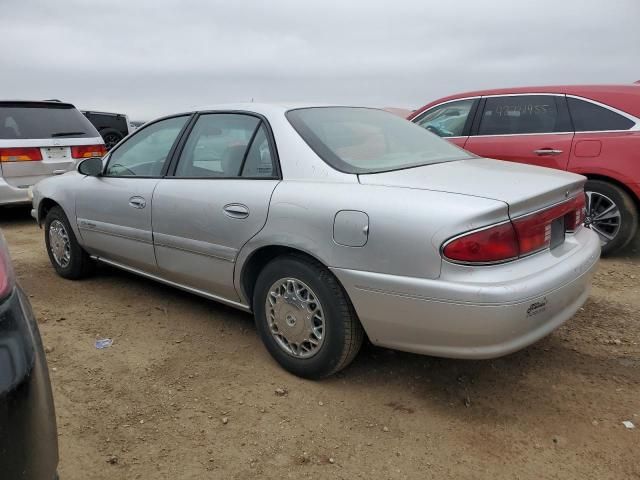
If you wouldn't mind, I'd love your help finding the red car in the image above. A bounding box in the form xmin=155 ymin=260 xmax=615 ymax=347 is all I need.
xmin=410 ymin=84 xmax=640 ymax=254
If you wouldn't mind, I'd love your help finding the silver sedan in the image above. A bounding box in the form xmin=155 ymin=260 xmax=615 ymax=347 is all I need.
xmin=31 ymin=104 xmax=600 ymax=378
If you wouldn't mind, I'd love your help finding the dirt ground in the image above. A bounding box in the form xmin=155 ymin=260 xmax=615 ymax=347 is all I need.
xmin=2 ymin=206 xmax=639 ymax=480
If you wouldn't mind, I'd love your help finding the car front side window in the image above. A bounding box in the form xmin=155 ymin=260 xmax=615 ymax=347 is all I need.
xmin=415 ymin=99 xmax=476 ymax=137
xmin=478 ymin=95 xmax=567 ymax=136
xmin=105 ymin=115 xmax=188 ymax=177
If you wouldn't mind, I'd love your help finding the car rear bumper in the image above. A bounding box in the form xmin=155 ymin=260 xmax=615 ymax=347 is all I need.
xmin=0 ymin=287 xmax=59 ymax=478
xmin=332 ymin=227 xmax=600 ymax=359
xmin=0 ymin=176 xmax=30 ymax=205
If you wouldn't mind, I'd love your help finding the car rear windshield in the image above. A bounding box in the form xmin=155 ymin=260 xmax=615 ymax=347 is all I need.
xmin=0 ymin=102 xmax=99 ymax=140
xmin=286 ymin=107 xmax=472 ymax=174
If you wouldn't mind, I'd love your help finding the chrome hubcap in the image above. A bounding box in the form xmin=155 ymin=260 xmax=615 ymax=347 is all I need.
xmin=585 ymin=191 xmax=621 ymax=246
xmin=266 ymin=278 xmax=325 ymax=358
xmin=49 ymin=220 xmax=71 ymax=268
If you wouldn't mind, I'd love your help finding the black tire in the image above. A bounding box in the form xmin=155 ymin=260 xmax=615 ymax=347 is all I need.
xmin=44 ymin=206 xmax=95 ymax=279
xmin=253 ymin=255 xmax=364 ymax=379
xmin=585 ymin=180 xmax=638 ymax=256
xmin=100 ymin=128 xmax=123 ymax=150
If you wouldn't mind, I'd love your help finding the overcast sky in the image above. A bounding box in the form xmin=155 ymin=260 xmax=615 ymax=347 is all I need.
xmin=1 ymin=0 xmax=638 ymax=120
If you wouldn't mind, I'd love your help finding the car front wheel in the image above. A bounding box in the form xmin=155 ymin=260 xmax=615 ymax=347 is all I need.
xmin=584 ymin=180 xmax=638 ymax=255
xmin=253 ymin=255 xmax=364 ymax=379
xmin=44 ymin=206 xmax=95 ymax=279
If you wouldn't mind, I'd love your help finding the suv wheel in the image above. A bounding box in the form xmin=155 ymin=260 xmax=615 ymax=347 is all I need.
xmin=100 ymin=128 xmax=123 ymax=150
xmin=253 ymin=255 xmax=364 ymax=379
xmin=585 ymin=179 xmax=638 ymax=255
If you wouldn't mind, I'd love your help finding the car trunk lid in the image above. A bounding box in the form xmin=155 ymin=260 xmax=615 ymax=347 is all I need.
xmin=358 ymin=157 xmax=586 ymax=218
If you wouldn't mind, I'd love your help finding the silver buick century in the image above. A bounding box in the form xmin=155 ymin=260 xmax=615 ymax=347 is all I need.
xmin=31 ymin=104 xmax=600 ymax=378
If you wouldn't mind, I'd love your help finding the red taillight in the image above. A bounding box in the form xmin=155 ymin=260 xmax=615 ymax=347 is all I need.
xmin=0 ymin=233 xmax=15 ymax=300
xmin=513 ymin=210 xmax=554 ymax=256
xmin=565 ymin=194 xmax=586 ymax=231
xmin=0 ymin=147 xmax=42 ymax=162
xmin=443 ymin=222 xmax=519 ymax=264
xmin=443 ymin=194 xmax=587 ymax=264
xmin=71 ymin=144 xmax=106 ymax=159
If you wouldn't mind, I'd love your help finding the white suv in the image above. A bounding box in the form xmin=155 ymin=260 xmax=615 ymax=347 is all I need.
xmin=0 ymin=101 xmax=105 ymax=206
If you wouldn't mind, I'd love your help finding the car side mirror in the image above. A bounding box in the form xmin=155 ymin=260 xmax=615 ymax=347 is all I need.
xmin=77 ymin=156 xmax=103 ymax=176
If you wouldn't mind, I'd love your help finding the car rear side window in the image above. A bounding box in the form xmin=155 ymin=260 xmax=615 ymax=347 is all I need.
xmin=478 ymin=95 xmax=568 ymax=135
xmin=414 ymin=99 xmax=476 ymax=137
xmin=241 ymin=125 xmax=276 ymax=178
xmin=175 ymin=114 xmax=276 ymax=178
xmin=567 ymin=97 xmax=635 ymax=131
xmin=0 ymin=102 xmax=99 ymax=139
xmin=105 ymin=115 xmax=188 ymax=177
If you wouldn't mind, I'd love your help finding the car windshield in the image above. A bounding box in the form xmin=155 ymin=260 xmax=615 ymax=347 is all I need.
xmin=0 ymin=102 xmax=99 ymax=140
xmin=286 ymin=107 xmax=472 ymax=174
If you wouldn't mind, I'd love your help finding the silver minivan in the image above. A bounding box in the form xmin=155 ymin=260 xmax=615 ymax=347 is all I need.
xmin=0 ymin=101 xmax=105 ymax=206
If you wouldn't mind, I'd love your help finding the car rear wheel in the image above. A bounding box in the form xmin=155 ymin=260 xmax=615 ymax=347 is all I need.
xmin=584 ymin=180 xmax=638 ymax=255
xmin=44 ymin=206 xmax=95 ymax=279
xmin=253 ymin=255 xmax=363 ymax=379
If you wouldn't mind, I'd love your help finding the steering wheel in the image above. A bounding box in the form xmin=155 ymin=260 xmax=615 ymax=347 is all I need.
xmin=425 ymin=125 xmax=449 ymax=137
xmin=108 ymin=163 xmax=137 ymax=176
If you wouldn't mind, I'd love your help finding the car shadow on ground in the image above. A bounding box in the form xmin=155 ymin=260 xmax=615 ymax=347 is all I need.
xmin=95 ymin=259 xmax=639 ymax=430
xmin=0 ymin=205 xmax=34 ymax=226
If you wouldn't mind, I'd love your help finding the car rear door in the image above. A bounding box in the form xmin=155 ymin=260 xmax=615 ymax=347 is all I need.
xmin=0 ymin=102 xmax=104 ymax=189
xmin=464 ymin=94 xmax=574 ymax=170
xmin=75 ymin=115 xmax=190 ymax=273
xmin=151 ymin=112 xmax=280 ymax=303
xmin=411 ymin=98 xmax=478 ymax=148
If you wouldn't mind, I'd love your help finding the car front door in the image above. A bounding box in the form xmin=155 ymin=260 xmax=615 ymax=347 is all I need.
xmin=412 ymin=98 xmax=478 ymax=148
xmin=75 ymin=115 xmax=190 ymax=273
xmin=464 ymin=94 xmax=574 ymax=170
xmin=151 ymin=112 xmax=280 ymax=303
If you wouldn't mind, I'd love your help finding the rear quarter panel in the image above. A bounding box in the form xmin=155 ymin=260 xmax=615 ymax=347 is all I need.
xmin=234 ymin=181 xmax=508 ymax=303
xmin=568 ymin=131 xmax=640 ymax=201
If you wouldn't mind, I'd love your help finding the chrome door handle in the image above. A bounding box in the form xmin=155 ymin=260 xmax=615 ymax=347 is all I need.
xmin=223 ymin=203 xmax=249 ymax=219
xmin=128 ymin=196 xmax=146 ymax=209
xmin=53 ymin=169 xmax=66 ymax=175
xmin=534 ymin=148 xmax=563 ymax=156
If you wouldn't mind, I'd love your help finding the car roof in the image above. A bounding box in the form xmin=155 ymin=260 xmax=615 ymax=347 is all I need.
xmin=432 ymin=84 xmax=639 ymax=99
xmin=410 ymin=84 xmax=640 ymax=119
xmin=180 ymin=102 xmax=376 ymax=116
xmin=81 ymin=110 xmax=126 ymax=116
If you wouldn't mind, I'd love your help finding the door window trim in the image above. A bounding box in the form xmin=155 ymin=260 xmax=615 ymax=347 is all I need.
xmin=565 ymin=94 xmax=640 ymax=133
xmin=420 ymin=92 xmax=640 ymax=138
xmin=411 ymin=97 xmax=480 ymax=138
xmin=475 ymin=93 xmax=639 ymax=137
xmin=164 ymin=110 xmax=282 ymax=180
xmin=102 ymin=113 xmax=194 ymax=179
xmin=472 ymin=93 xmax=572 ymax=137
